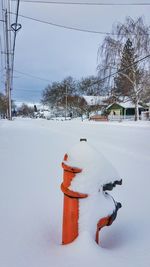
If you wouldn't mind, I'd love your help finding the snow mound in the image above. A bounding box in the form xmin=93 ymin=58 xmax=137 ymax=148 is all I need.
xmin=64 ymin=140 xmax=120 ymax=194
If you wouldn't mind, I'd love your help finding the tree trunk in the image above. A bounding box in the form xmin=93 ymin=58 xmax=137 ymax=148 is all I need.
xmin=135 ymin=99 xmax=139 ymax=121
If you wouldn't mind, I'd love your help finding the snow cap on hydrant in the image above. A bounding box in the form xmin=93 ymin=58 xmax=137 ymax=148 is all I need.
xmin=61 ymin=139 xmax=122 ymax=245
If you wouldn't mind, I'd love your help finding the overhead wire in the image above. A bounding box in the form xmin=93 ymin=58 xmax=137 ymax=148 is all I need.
xmin=14 ymin=69 xmax=52 ymax=82
xmin=10 ymin=12 xmax=150 ymax=35
xmin=13 ymin=88 xmax=42 ymax=94
xmin=14 ymin=88 xmax=43 ymax=92
xmin=12 ymin=13 xmax=114 ymax=34
xmin=14 ymin=54 xmax=150 ymax=91
xmin=86 ymin=54 xmax=150 ymax=88
xmin=10 ymin=1 xmax=150 ymax=6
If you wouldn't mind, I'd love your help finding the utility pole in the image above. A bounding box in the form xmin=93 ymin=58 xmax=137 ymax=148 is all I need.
xmin=5 ymin=9 xmax=12 ymax=120
xmin=65 ymin=85 xmax=68 ymax=120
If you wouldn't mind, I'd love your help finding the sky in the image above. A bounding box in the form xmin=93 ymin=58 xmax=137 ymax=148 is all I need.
xmin=0 ymin=0 xmax=150 ymax=103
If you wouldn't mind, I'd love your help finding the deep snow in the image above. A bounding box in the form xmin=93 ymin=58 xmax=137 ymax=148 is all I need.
xmin=0 ymin=118 xmax=150 ymax=267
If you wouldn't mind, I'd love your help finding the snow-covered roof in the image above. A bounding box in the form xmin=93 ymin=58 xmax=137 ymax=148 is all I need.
xmin=83 ymin=95 xmax=108 ymax=106
xmin=107 ymin=101 xmax=143 ymax=109
xmin=121 ymin=101 xmax=143 ymax=109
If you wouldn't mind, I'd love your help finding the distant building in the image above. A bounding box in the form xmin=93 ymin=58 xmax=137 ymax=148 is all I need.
xmin=83 ymin=95 xmax=108 ymax=107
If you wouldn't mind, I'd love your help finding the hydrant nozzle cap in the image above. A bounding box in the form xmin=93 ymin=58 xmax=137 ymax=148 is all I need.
xmin=80 ymin=138 xmax=87 ymax=142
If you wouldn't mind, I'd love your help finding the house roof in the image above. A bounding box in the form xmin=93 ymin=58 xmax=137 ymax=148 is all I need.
xmin=83 ymin=95 xmax=108 ymax=106
xmin=107 ymin=101 xmax=143 ymax=109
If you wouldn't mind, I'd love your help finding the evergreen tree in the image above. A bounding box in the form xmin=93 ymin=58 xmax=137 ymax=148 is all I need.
xmin=114 ymin=39 xmax=136 ymax=96
xmin=114 ymin=39 xmax=141 ymax=120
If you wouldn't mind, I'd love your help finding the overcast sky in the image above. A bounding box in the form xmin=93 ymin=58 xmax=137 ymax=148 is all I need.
xmin=0 ymin=0 xmax=150 ymax=102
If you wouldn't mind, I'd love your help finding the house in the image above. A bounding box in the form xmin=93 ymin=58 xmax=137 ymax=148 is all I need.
xmin=107 ymin=101 xmax=146 ymax=120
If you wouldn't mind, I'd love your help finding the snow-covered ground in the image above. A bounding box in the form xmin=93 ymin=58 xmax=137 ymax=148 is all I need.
xmin=0 ymin=118 xmax=150 ymax=267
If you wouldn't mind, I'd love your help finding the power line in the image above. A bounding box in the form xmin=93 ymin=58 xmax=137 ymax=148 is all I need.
xmin=10 ymin=12 xmax=115 ymax=35
xmin=10 ymin=12 xmax=150 ymax=35
xmin=14 ymin=69 xmax=52 ymax=82
xmin=87 ymin=53 xmax=150 ymax=88
xmin=14 ymin=54 xmax=150 ymax=91
xmin=11 ymin=1 xmax=150 ymax=6
xmin=13 ymin=88 xmax=42 ymax=93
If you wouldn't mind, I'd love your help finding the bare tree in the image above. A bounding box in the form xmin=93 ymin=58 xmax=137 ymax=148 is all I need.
xmin=77 ymin=75 xmax=105 ymax=96
xmin=62 ymin=95 xmax=88 ymax=117
xmin=97 ymin=17 xmax=150 ymax=120
xmin=18 ymin=104 xmax=34 ymax=117
xmin=0 ymin=93 xmax=7 ymax=118
xmin=41 ymin=76 xmax=76 ymax=109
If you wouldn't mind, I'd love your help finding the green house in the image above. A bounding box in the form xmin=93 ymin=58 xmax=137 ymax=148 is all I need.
xmin=107 ymin=102 xmax=145 ymax=117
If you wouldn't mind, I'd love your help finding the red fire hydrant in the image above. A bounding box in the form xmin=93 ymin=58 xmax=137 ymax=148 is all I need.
xmin=61 ymin=139 xmax=122 ymax=245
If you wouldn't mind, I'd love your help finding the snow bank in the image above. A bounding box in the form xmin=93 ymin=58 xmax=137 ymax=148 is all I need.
xmin=65 ymin=140 xmax=120 ymax=194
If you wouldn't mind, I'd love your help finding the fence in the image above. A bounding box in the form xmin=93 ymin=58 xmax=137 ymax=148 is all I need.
xmin=108 ymin=115 xmax=136 ymax=121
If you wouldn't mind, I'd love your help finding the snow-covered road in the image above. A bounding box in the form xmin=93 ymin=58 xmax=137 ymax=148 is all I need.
xmin=0 ymin=118 xmax=150 ymax=267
